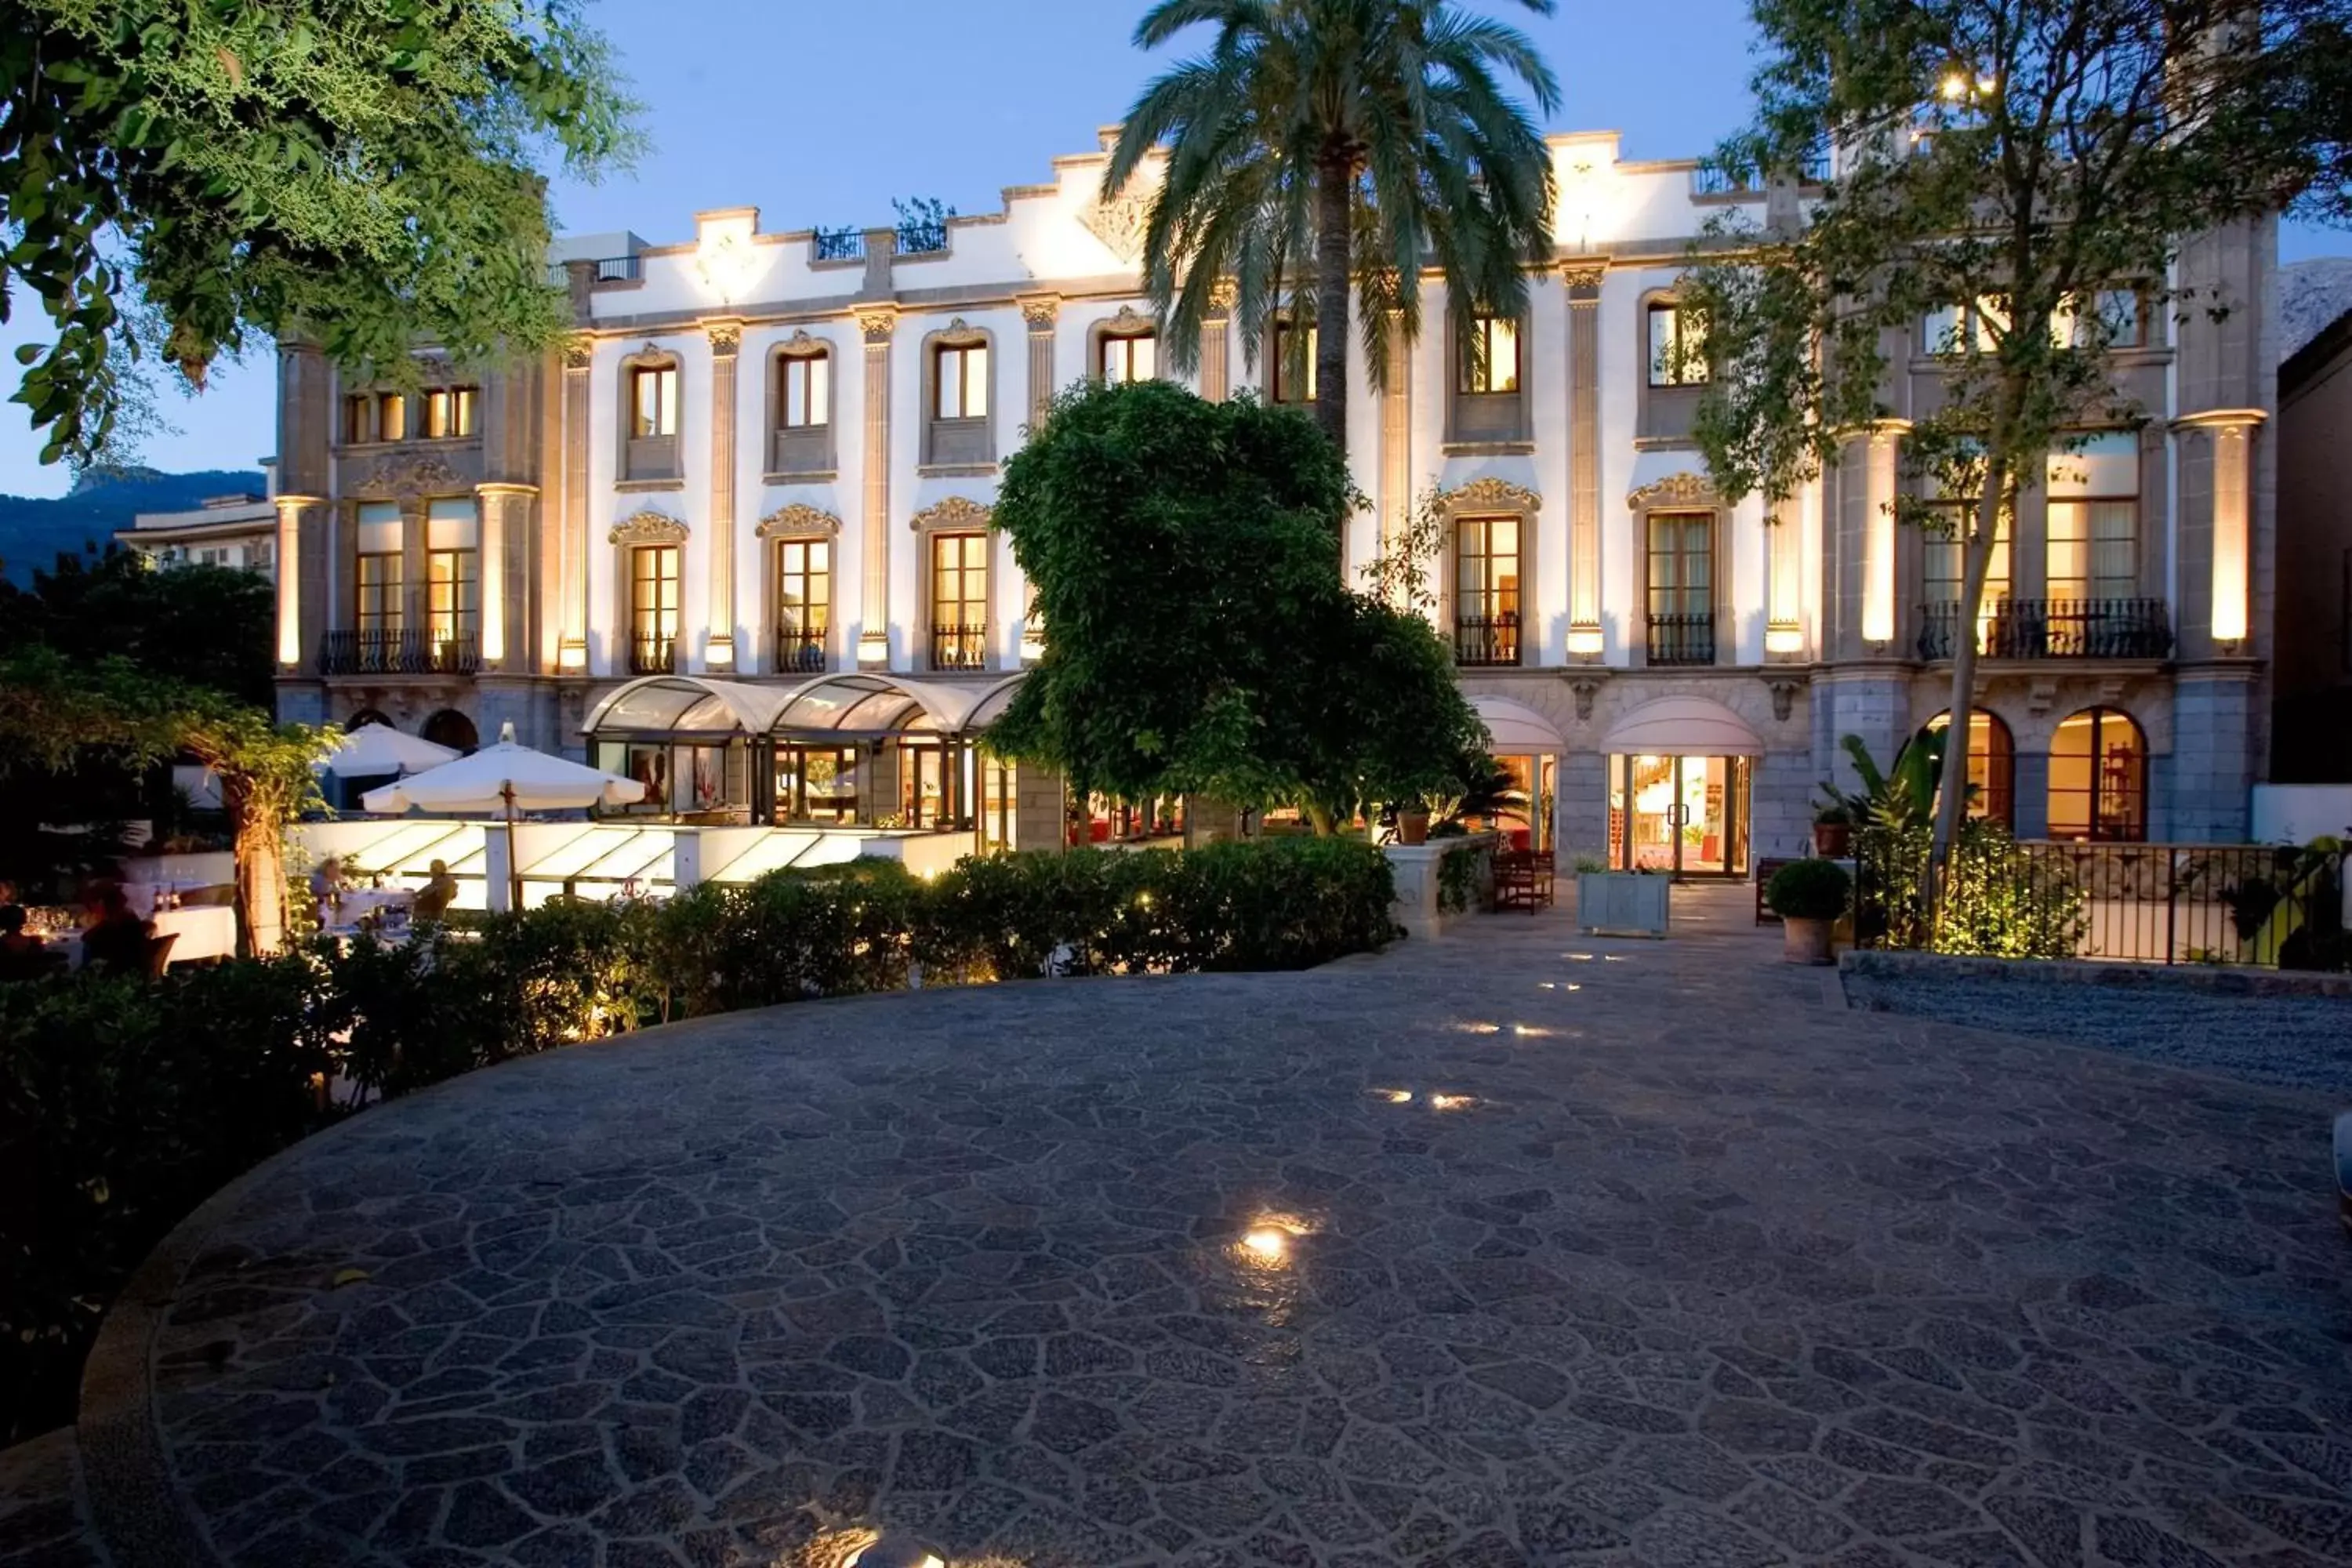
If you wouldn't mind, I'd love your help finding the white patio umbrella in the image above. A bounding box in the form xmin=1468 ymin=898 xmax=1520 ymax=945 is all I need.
xmin=317 ymin=723 xmax=460 ymax=779
xmin=360 ymin=723 xmax=646 ymax=909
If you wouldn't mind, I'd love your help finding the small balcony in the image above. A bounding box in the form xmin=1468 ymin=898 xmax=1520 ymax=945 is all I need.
xmin=1454 ymin=612 xmax=1521 ymax=667
xmin=775 ymin=626 xmax=828 ymax=674
xmin=320 ymin=629 xmax=479 ymax=677
xmin=1646 ymin=613 xmax=1716 ymax=666
xmin=630 ymin=634 xmax=677 ymax=676
xmin=930 ymin=622 xmax=987 ymax=672
xmin=1915 ymin=597 xmax=2172 ymax=661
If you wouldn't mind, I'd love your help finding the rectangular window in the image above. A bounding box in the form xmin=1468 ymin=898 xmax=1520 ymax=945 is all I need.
xmin=376 ymin=392 xmax=407 ymax=441
xmin=930 ymin=532 xmax=989 ymax=670
xmin=343 ymin=395 xmax=374 ymax=445
xmin=1101 ymin=332 xmax=1157 ymax=384
xmin=425 ymin=499 xmax=478 ymax=661
xmin=1646 ymin=511 xmax=1715 ymax=664
xmin=779 ymin=354 xmax=829 ymax=428
xmin=1922 ymin=505 xmax=2013 ymax=605
xmin=1454 ymin=517 xmax=1521 ymax=666
xmin=1274 ymin=321 xmax=1317 ymax=403
xmin=1926 ymin=296 xmax=2009 ymax=354
xmin=630 ymin=366 xmax=679 ymax=438
xmin=1459 ymin=316 xmax=1521 ymax=394
xmin=630 ymin=545 xmax=681 ymax=673
xmin=775 ymin=537 xmax=831 ymax=672
xmin=355 ymin=553 xmax=402 ymax=636
xmin=2046 ymin=434 xmax=2140 ymax=601
xmin=935 ymin=344 xmax=989 ymax=419
xmin=423 ymin=387 xmax=479 ymax=439
xmin=1647 ymin=303 xmax=1707 ymax=387
xmin=2053 ymin=289 xmax=2144 ymax=350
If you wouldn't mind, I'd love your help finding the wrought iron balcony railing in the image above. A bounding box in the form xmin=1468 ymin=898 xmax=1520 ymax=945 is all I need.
xmin=1646 ymin=612 xmax=1716 ymax=666
xmin=1915 ymin=597 xmax=2172 ymax=661
xmin=1454 ymin=612 xmax=1520 ymax=667
xmin=630 ymin=633 xmax=677 ymax=676
xmin=775 ymin=626 xmax=828 ymax=674
xmin=930 ymin=622 xmax=987 ymax=672
xmin=320 ymin=629 xmax=479 ymax=676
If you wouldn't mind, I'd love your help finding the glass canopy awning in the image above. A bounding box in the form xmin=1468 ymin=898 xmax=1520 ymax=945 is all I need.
xmin=583 ymin=672 xmax=1029 ymax=741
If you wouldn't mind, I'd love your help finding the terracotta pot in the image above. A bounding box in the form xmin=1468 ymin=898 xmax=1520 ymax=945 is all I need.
xmin=1813 ymin=821 xmax=1852 ymax=858
xmin=1782 ymin=915 xmax=1835 ymax=966
xmin=1397 ymin=810 xmax=1432 ymax=846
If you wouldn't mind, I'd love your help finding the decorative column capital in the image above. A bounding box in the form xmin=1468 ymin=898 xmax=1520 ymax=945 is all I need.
xmin=473 ymin=482 xmax=539 ymax=499
xmin=705 ymin=318 xmax=745 ymax=355
xmin=2169 ymin=407 xmax=2267 ymax=434
xmin=1019 ymin=295 xmax=1060 ymax=332
xmin=857 ymin=307 xmax=898 ymax=344
xmin=1206 ymin=278 xmax=1240 ymax=317
xmin=561 ymin=336 xmax=594 ymax=372
xmin=1560 ymin=259 xmax=1609 ymax=294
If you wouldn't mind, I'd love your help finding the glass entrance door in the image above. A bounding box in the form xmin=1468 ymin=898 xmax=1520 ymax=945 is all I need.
xmin=1609 ymin=754 xmax=1750 ymax=877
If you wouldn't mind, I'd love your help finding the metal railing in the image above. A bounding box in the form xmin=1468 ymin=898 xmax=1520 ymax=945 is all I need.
xmin=1454 ymin=612 xmax=1520 ymax=666
xmin=930 ymin=622 xmax=987 ymax=671
xmin=812 ymin=227 xmax=863 ymax=262
xmin=630 ymin=634 xmax=677 ymax=676
xmin=775 ymin=626 xmax=828 ymax=673
xmin=1646 ymin=612 xmax=1716 ymax=666
xmin=1915 ymin=597 xmax=2172 ymax=660
xmin=1854 ymin=835 xmax=2349 ymax=968
xmin=319 ymin=629 xmax=479 ymax=676
xmin=896 ymin=218 xmax=950 ymax=256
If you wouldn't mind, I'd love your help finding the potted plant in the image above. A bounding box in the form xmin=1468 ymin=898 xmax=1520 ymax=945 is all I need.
xmin=1767 ymin=857 xmax=1851 ymax=965
xmin=1396 ymin=802 xmax=1432 ymax=845
xmin=1812 ymin=801 xmax=1853 ymax=858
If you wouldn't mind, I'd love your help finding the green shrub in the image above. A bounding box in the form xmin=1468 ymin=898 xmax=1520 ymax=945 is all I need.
xmin=1767 ymin=857 xmax=1852 ymax=920
xmin=1854 ymin=821 xmax=2086 ymax=959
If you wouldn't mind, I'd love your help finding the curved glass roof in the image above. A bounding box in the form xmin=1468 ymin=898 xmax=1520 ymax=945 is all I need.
xmin=583 ymin=672 xmax=1036 ymax=740
xmin=768 ymin=673 xmax=984 ymax=736
xmin=583 ymin=677 xmax=793 ymax=737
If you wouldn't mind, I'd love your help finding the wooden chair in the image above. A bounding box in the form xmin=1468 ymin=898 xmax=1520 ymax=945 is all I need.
xmin=141 ymin=931 xmax=180 ymax=979
xmin=1494 ymin=851 xmax=1556 ymax=913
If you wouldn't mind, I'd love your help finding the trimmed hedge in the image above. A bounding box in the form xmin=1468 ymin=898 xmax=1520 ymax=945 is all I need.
xmin=0 ymin=837 xmax=1395 ymax=1442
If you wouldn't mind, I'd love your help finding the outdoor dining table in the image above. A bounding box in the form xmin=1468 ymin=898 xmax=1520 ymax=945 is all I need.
xmin=38 ymin=905 xmax=238 ymax=969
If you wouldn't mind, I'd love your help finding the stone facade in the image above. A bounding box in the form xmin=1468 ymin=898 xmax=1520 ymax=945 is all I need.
xmin=268 ymin=126 xmax=2284 ymax=861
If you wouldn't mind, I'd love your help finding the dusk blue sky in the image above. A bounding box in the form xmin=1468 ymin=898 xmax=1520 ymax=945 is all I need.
xmin=3 ymin=0 xmax=2345 ymax=495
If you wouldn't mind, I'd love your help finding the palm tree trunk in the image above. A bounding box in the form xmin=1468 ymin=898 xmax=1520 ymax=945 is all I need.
xmin=1312 ymin=153 xmax=1353 ymax=468
xmin=1926 ymin=450 xmax=2009 ymax=927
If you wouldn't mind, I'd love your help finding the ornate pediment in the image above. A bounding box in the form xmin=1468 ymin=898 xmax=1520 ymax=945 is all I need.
xmin=757 ymin=503 xmax=842 ymax=539
xmin=1627 ymin=470 xmax=1719 ymax=510
xmin=1104 ymin=303 xmax=1152 ymax=333
xmin=1439 ymin=476 xmax=1543 ymax=514
xmin=608 ymin=510 xmax=688 ymax=545
xmin=1080 ymin=175 xmax=1156 ymax=264
xmin=777 ymin=328 xmax=825 ymax=358
xmin=345 ymin=451 xmax=466 ymax=507
xmin=909 ymin=495 xmax=994 ymax=533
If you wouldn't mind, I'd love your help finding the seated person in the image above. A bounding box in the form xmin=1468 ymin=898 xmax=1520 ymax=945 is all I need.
xmin=79 ymin=883 xmax=154 ymax=974
xmin=412 ymin=859 xmax=461 ymax=923
xmin=0 ymin=904 xmax=52 ymax=980
xmin=309 ymin=856 xmax=350 ymax=918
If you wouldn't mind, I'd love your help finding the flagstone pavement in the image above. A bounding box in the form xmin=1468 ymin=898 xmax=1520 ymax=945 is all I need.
xmin=64 ymin=889 xmax=2352 ymax=1567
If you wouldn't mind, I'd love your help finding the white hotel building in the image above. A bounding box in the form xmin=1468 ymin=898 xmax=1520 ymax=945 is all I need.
xmin=268 ymin=125 xmax=2279 ymax=873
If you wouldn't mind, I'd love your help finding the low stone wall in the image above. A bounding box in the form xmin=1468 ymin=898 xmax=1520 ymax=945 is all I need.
xmin=1840 ymin=946 xmax=2352 ymax=999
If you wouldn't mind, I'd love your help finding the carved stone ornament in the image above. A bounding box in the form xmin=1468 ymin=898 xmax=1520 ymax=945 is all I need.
xmin=1020 ymin=297 xmax=1060 ymax=330
xmin=1766 ymin=678 xmax=1802 ymax=723
xmin=608 ymin=510 xmax=689 ymax=546
xmin=561 ymin=337 xmax=593 ymax=371
xmin=1106 ymin=303 xmax=1152 ymax=333
xmin=2027 ymin=677 xmax=2058 ymax=717
xmin=1560 ymin=260 xmax=1608 ymax=292
xmin=856 ymin=309 xmax=896 ymax=344
xmin=935 ymin=316 xmax=987 ymax=347
xmin=1571 ymin=679 xmax=1601 ymax=722
xmin=1207 ymin=278 xmax=1240 ymax=314
xmin=1627 ymin=470 xmax=1720 ymax=511
xmin=909 ymin=495 xmax=995 ymax=533
xmin=1439 ymin=476 xmax=1543 ymax=514
xmin=1080 ymin=176 xmax=1156 ymax=264
xmin=706 ymin=319 xmax=744 ymax=354
xmin=347 ymin=451 xmax=466 ymax=508
xmin=756 ymin=503 xmax=843 ymax=539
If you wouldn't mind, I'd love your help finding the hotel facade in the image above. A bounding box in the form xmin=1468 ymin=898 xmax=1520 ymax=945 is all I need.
xmin=268 ymin=125 xmax=2280 ymax=871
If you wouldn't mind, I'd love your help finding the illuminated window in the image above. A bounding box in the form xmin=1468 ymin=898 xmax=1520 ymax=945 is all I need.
xmin=630 ymin=366 xmax=678 ymax=438
xmin=1454 ymin=517 xmax=1521 ymax=666
xmin=779 ymin=352 xmax=829 ymax=429
xmin=1924 ymin=296 xmax=2009 ymax=354
xmin=1459 ymin=315 xmax=1521 ymax=394
xmin=1647 ymin=303 xmax=1708 ymax=386
xmin=1100 ymin=331 xmax=1157 ymax=384
xmin=2048 ymin=706 xmax=2146 ymax=842
xmin=342 ymin=395 xmax=375 ymax=445
xmin=2045 ymin=433 xmax=2140 ymax=601
xmin=423 ymin=387 xmax=478 ymax=439
xmin=425 ymin=499 xmax=478 ymax=659
xmin=630 ymin=546 xmax=680 ymax=673
xmin=376 ymin=392 xmax=407 ymax=441
xmin=1274 ymin=320 xmax=1317 ymax=403
xmin=774 ymin=537 xmax=830 ymax=673
xmin=2053 ymin=288 xmax=2144 ymax=350
xmin=1646 ymin=511 xmax=1715 ymax=664
xmin=1923 ymin=710 xmax=2016 ymax=826
xmin=935 ymin=343 xmax=989 ymax=419
xmin=930 ymin=533 xmax=988 ymax=670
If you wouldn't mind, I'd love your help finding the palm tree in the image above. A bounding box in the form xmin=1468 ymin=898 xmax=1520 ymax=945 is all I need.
xmin=1106 ymin=0 xmax=1561 ymax=466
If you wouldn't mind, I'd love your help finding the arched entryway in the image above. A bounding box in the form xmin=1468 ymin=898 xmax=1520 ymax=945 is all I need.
xmin=1924 ymin=710 xmax=2016 ymax=828
xmin=1599 ymin=696 xmax=1764 ymax=877
xmin=421 ymin=709 xmax=479 ymax=754
xmin=1467 ymin=695 xmax=1564 ymax=851
xmin=2049 ymin=706 xmax=2147 ymax=841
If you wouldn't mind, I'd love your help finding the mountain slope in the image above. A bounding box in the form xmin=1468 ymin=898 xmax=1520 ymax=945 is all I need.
xmin=0 ymin=467 xmax=268 ymax=582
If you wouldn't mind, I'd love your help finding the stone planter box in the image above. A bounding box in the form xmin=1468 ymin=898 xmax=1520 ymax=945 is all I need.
xmin=1577 ymin=871 xmax=1669 ymax=937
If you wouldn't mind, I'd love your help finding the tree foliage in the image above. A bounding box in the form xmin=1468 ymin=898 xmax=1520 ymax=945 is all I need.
xmin=1107 ymin=0 xmax=1560 ymax=459
xmin=986 ymin=380 xmax=1486 ymax=826
xmin=2 ymin=0 xmax=640 ymax=468
xmin=0 ymin=547 xmax=274 ymax=706
xmin=1676 ymin=0 xmax=2350 ymax=880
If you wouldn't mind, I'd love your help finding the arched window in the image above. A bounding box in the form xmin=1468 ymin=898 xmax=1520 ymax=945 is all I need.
xmin=345 ymin=708 xmax=394 ymax=731
xmin=1923 ymin=710 xmax=2016 ymax=827
xmin=2048 ymin=706 xmax=2146 ymax=841
xmin=421 ymin=710 xmax=480 ymax=753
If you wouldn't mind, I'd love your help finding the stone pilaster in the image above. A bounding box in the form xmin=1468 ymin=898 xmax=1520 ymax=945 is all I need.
xmin=1021 ymin=296 xmax=1058 ymax=430
xmin=857 ymin=307 xmax=897 ymax=668
xmin=1563 ymin=261 xmax=1606 ymax=656
xmin=1014 ymin=761 xmax=1068 ymax=855
xmin=1377 ymin=311 xmax=1410 ymax=591
xmin=1765 ymin=498 xmax=1804 ymax=656
xmin=1200 ymin=281 xmax=1237 ymax=402
xmin=704 ymin=319 xmax=743 ymax=671
xmin=1860 ymin=421 xmax=1906 ymax=649
xmin=272 ymin=495 xmax=320 ymax=670
xmin=558 ymin=339 xmax=591 ymax=672
xmin=474 ymin=484 xmax=536 ymax=670
xmin=2173 ymin=409 xmax=2267 ymax=659
xmin=2168 ymin=666 xmax=2259 ymax=840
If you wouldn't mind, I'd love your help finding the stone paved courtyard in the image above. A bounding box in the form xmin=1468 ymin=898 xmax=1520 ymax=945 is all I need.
xmin=79 ymin=891 xmax=2352 ymax=1566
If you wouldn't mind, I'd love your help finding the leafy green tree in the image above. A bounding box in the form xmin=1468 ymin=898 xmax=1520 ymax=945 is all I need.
xmin=1677 ymin=0 xmax=2348 ymax=897
xmin=987 ymin=379 xmax=1486 ymax=829
xmin=0 ymin=548 xmax=274 ymax=706
xmin=2 ymin=0 xmax=638 ymax=469
xmin=1107 ymin=0 xmax=1560 ymax=463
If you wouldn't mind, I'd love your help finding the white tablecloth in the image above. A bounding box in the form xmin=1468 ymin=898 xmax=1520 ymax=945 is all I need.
xmin=153 ymin=906 xmax=237 ymax=963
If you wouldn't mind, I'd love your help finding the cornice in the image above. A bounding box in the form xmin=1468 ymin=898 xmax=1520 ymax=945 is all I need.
xmin=1438 ymin=476 xmax=1544 ymax=514
xmin=608 ymin=510 xmax=689 ymax=545
xmin=2169 ymin=407 xmax=2267 ymax=432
